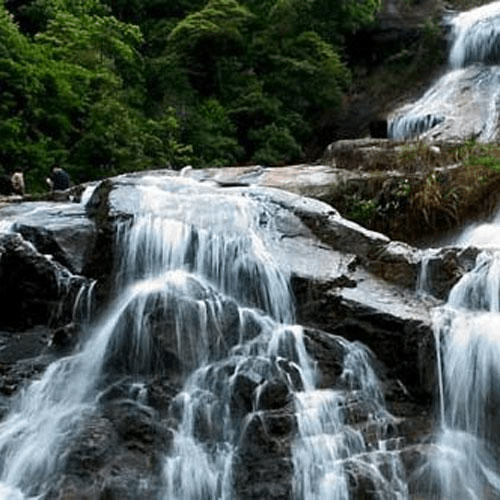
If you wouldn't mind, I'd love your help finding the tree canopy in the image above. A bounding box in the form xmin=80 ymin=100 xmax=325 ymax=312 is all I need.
xmin=0 ymin=0 xmax=381 ymax=191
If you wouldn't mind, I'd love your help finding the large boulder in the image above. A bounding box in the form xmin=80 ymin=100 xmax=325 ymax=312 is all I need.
xmin=0 ymin=233 xmax=90 ymax=330
xmin=0 ymin=200 xmax=96 ymax=274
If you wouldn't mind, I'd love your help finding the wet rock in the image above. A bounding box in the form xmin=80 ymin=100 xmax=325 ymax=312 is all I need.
xmin=419 ymin=245 xmax=480 ymax=299
xmin=323 ymin=138 xmax=405 ymax=170
xmin=302 ymin=327 xmax=346 ymax=388
xmin=146 ymin=378 xmax=183 ymax=416
xmin=101 ymin=282 xmax=247 ymax=378
xmin=15 ymin=219 xmax=95 ymax=275
xmin=0 ymin=325 xmax=64 ymax=396
xmin=400 ymin=443 xmax=440 ymax=496
xmin=389 ymin=65 xmax=500 ymax=142
xmin=79 ymin=169 xmax=482 ymax=296
xmin=49 ymin=398 xmax=170 ymax=500
xmin=0 ymin=199 xmax=96 ymax=274
xmin=102 ymin=399 xmax=172 ymax=452
xmin=366 ymin=240 xmax=421 ymax=288
xmin=0 ymin=355 xmax=54 ymax=397
xmin=256 ymin=379 xmax=291 ymax=411
xmin=234 ymin=411 xmax=295 ymax=500
xmin=0 ymin=171 xmax=460 ymax=499
xmin=231 ymin=372 xmax=260 ymax=418
xmin=50 ymin=450 xmax=158 ymax=500
xmin=294 ymin=274 xmax=437 ymax=403
xmin=207 ymin=356 xmax=298 ymax=427
xmin=97 ymin=455 xmax=159 ymax=500
xmin=0 ymin=327 xmax=51 ymax=364
xmin=0 ymin=233 xmax=90 ymax=330
xmin=345 ymin=452 xmax=408 ymax=500
xmin=65 ymin=417 xmax=119 ymax=476
xmin=51 ymin=322 xmax=79 ymax=351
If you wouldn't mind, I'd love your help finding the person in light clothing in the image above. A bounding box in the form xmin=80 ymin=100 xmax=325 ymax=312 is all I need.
xmin=10 ymin=169 xmax=25 ymax=196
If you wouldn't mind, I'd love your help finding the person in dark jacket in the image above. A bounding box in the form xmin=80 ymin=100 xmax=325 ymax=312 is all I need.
xmin=46 ymin=164 xmax=71 ymax=191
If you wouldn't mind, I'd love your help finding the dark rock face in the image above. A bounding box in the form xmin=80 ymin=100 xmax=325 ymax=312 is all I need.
xmin=0 ymin=171 xmax=478 ymax=499
xmin=0 ymin=233 xmax=89 ymax=330
xmin=298 ymin=282 xmax=436 ymax=404
xmin=0 ymin=175 xmax=13 ymax=195
xmin=419 ymin=246 xmax=480 ymax=300
xmin=15 ymin=220 xmax=95 ymax=275
xmin=101 ymin=279 xmax=243 ymax=378
xmin=234 ymin=411 xmax=295 ymax=500
xmin=369 ymin=119 xmax=388 ymax=138
xmin=335 ymin=0 xmax=448 ymax=142
xmin=47 ymin=404 xmax=170 ymax=500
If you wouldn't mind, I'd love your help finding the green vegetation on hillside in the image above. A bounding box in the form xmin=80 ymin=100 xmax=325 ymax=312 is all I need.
xmin=0 ymin=0 xmax=381 ymax=191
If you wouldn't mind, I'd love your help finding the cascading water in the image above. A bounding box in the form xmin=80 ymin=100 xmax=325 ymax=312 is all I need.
xmin=449 ymin=2 xmax=500 ymax=69
xmin=416 ymin=251 xmax=500 ymax=500
xmin=0 ymin=275 xmax=98 ymax=499
xmin=389 ymin=1 xmax=500 ymax=142
xmin=0 ymin=175 xmax=408 ymax=499
xmin=408 ymin=207 xmax=500 ymax=499
xmin=292 ymin=340 xmax=408 ymax=500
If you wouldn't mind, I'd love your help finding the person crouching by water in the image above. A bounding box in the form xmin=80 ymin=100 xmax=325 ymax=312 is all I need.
xmin=46 ymin=164 xmax=71 ymax=192
xmin=10 ymin=169 xmax=25 ymax=196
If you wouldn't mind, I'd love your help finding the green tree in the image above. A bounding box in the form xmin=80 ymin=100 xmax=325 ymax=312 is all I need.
xmin=187 ymin=98 xmax=242 ymax=166
xmin=168 ymin=0 xmax=252 ymax=96
xmin=0 ymin=0 xmax=191 ymax=190
xmin=0 ymin=0 xmax=383 ymax=183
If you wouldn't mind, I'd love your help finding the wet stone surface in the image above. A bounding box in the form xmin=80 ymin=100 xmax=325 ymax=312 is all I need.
xmin=0 ymin=170 xmax=479 ymax=499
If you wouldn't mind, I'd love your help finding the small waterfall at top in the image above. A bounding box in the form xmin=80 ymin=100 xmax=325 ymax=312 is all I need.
xmin=389 ymin=1 xmax=500 ymax=141
xmin=0 ymin=176 xmax=408 ymax=499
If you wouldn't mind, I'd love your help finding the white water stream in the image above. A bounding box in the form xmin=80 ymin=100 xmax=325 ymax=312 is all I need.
xmin=422 ymin=250 xmax=500 ymax=499
xmin=389 ymin=1 xmax=500 ymax=141
xmin=410 ymin=196 xmax=500 ymax=499
xmin=2 ymin=4 xmax=500 ymax=497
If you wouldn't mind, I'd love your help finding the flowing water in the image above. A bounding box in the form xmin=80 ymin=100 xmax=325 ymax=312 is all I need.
xmin=3 ymin=5 xmax=500 ymax=497
xmin=449 ymin=1 xmax=500 ymax=69
xmin=0 ymin=177 xmax=407 ymax=499
xmin=419 ymin=250 xmax=500 ymax=500
xmin=409 ymin=203 xmax=500 ymax=499
xmin=389 ymin=1 xmax=500 ymax=141
xmin=393 ymin=7 xmax=500 ymax=492
xmin=292 ymin=340 xmax=407 ymax=500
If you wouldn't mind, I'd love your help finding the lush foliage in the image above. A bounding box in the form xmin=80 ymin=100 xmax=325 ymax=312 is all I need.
xmin=0 ymin=0 xmax=381 ymax=190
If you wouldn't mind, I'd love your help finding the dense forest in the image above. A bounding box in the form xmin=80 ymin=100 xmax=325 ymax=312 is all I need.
xmin=0 ymin=0 xmax=380 ymax=191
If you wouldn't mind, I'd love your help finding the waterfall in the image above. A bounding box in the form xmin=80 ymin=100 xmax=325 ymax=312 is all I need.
xmin=415 ymin=199 xmax=500 ymax=499
xmin=292 ymin=340 xmax=408 ymax=500
xmin=449 ymin=1 xmax=500 ymax=69
xmin=419 ymin=251 xmax=500 ymax=499
xmin=456 ymin=209 xmax=500 ymax=248
xmin=389 ymin=1 xmax=500 ymax=141
xmin=0 ymin=280 xmax=154 ymax=496
xmin=0 ymin=176 xmax=407 ymax=499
